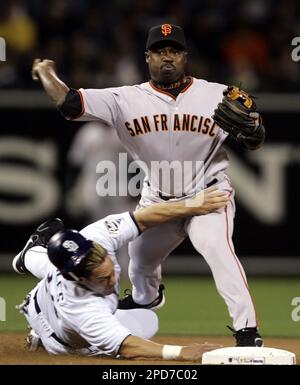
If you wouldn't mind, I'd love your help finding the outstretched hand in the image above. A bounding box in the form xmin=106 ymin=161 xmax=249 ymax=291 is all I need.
xmin=32 ymin=58 xmax=57 ymax=81
xmin=180 ymin=342 xmax=223 ymax=362
xmin=186 ymin=186 xmax=230 ymax=215
xmin=31 ymin=58 xmax=69 ymax=106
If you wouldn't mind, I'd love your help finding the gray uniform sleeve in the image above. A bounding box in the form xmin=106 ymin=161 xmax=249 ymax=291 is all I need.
xmin=75 ymin=88 xmax=120 ymax=126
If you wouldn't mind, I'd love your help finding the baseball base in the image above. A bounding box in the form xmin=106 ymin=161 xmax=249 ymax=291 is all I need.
xmin=202 ymin=347 xmax=296 ymax=365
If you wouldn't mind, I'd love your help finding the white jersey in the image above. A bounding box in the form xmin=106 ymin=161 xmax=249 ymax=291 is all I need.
xmin=77 ymin=77 xmax=229 ymax=196
xmin=29 ymin=212 xmax=139 ymax=356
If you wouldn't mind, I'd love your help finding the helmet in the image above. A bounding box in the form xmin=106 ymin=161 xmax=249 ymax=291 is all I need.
xmin=47 ymin=229 xmax=92 ymax=273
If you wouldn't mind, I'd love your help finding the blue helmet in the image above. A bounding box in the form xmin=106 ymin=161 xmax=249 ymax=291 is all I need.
xmin=47 ymin=229 xmax=93 ymax=273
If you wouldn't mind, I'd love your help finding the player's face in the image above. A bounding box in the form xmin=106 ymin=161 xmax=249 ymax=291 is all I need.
xmin=145 ymin=44 xmax=187 ymax=84
xmin=79 ymin=256 xmax=117 ymax=296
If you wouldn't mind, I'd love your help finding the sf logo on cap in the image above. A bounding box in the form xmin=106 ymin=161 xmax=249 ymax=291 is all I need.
xmin=161 ymin=24 xmax=172 ymax=36
xmin=62 ymin=240 xmax=79 ymax=252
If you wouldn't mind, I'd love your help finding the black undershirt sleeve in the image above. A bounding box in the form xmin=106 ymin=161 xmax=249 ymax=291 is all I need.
xmin=58 ymin=88 xmax=83 ymax=119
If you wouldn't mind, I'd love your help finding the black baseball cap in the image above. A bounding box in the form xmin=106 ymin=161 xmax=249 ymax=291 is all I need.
xmin=146 ymin=24 xmax=187 ymax=50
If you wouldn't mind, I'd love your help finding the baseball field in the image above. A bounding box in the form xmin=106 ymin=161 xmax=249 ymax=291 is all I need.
xmin=1 ymin=274 xmax=299 ymax=364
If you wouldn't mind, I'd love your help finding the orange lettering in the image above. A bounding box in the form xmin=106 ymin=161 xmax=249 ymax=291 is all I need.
xmin=141 ymin=116 xmax=151 ymax=133
xmin=182 ymin=114 xmax=190 ymax=131
xmin=202 ymin=118 xmax=211 ymax=134
xmin=190 ymin=115 xmax=198 ymax=132
xmin=197 ymin=116 xmax=204 ymax=132
xmin=125 ymin=122 xmax=135 ymax=136
xmin=153 ymin=115 xmax=160 ymax=131
xmin=173 ymin=114 xmax=181 ymax=131
xmin=133 ymin=119 xmax=143 ymax=135
xmin=161 ymin=114 xmax=168 ymax=131
xmin=209 ymin=121 xmax=217 ymax=137
xmin=161 ymin=24 xmax=172 ymax=36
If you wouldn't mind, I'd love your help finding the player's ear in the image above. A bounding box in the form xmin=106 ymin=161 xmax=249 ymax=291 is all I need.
xmin=183 ymin=51 xmax=188 ymax=64
xmin=145 ymin=51 xmax=150 ymax=63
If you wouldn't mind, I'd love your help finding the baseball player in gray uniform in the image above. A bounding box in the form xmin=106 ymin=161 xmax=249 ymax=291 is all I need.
xmin=31 ymin=23 xmax=265 ymax=347
xmin=13 ymin=189 xmax=226 ymax=360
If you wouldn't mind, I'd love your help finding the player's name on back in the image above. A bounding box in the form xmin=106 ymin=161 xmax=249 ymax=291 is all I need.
xmin=125 ymin=114 xmax=217 ymax=137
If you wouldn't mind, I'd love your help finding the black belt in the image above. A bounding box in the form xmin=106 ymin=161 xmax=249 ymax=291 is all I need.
xmin=157 ymin=178 xmax=218 ymax=201
xmin=33 ymin=291 xmax=71 ymax=348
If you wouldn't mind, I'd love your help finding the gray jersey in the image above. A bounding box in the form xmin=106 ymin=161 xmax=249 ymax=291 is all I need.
xmin=77 ymin=77 xmax=229 ymax=196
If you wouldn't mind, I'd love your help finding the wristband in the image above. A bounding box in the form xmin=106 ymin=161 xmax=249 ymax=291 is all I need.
xmin=162 ymin=345 xmax=182 ymax=360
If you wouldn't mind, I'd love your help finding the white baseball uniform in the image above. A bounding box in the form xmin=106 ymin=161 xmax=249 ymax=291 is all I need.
xmin=18 ymin=212 xmax=158 ymax=356
xmin=73 ymin=77 xmax=258 ymax=331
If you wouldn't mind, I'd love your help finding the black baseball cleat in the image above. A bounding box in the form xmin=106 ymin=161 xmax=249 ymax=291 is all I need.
xmin=228 ymin=326 xmax=264 ymax=347
xmin=118 ymin=284 xmax=165 ymax=310
xmin=12 ymin=218 xmax=65 ymax=274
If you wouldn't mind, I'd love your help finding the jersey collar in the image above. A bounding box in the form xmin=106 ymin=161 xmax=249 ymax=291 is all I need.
xmin=149 ymin=76 xmax=194 ymax=100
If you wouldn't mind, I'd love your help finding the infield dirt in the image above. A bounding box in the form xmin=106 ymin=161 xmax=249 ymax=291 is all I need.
xmin=0 ymin=333 xmax=299 ymax=365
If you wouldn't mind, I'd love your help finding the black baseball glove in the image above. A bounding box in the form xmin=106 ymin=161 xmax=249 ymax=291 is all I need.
xmin=212 ymin=86 xmax=265 ymax=150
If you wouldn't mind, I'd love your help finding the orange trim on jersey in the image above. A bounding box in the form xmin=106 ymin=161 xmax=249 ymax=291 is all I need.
xmin=149 ymin=76 xmax=194 ymax=99
xmin=149 ymin=81 xmax=176 ymax=100
xmin=180 ymin=76 xmax=194 ymax=93
xmin=69 ymin=89 xmax=85 ymax=120
xmin=224 ymin=196 xmax=259 ymax=327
